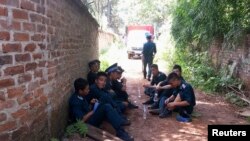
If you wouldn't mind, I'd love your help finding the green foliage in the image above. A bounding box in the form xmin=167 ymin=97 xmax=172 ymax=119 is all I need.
xmin=171 ymin=0 xmax=250 ymax=49
xmin=65 ymin=120 xmax=88 ymax=137
xmin=225 ymin=92 xmax=248 ymax=107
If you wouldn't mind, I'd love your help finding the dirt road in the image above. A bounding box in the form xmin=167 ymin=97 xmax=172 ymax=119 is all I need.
xmin=118 ymin=57 xmax=247 ymax=141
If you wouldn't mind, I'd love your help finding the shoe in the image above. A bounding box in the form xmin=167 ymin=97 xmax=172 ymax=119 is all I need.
xmin=176 ymin=115 xmax=192 ymax=122
xmin=147 ymin=78 xmax=151 ymax=81
xmin=159 ymin=111 xmax=172 ymax=118
xmin=121 ymin=119 xmax=131 ymax=126
xmin=148 ymin=103 xmax=159 ymax=110
xmin=128 ymin=102 xmax=139 ymax=109
xmin=149 ymin=109 xmax=160 ymax=115
xmin=143 ymin=99 xmax=154 ymax=105
xmin=117 ymin=129 xmax=134 ymax=141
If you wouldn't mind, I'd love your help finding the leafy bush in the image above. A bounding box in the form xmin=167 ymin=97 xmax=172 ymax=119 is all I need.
xmin=65 ymin=120 xmax=88 ymax=137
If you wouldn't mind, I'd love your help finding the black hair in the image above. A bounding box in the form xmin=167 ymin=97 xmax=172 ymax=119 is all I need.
xmin=168 ymin=72 xmax=180 ymax=81
xmin=173 ymin=64 xmax=182 ymax=72
xmin=74 ymin=78 xmax=88 ymax=92
xmin=88 ymin=61 xmax=96 ymax=68
xmin=96 ymin=71 xmax=108 ymax=80
xmin=93 ymin=59 xmax=100 ymax=64
xmin=151 ymin=64 xmax=158 ymax=70
xmin=146 ymin=35 xmax=152 ymax=40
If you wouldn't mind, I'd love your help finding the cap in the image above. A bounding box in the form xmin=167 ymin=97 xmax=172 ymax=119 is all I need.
xmin=105 ymin=63 xmax=118 ymax=73
xmin=93 ymin=59 xmax=100 ymax=64
xmin=117 ymin=66 xmax=124 ymax=73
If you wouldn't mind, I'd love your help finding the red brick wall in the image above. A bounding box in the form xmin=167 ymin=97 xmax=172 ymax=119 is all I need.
xmin=209 ymin=35 xmax=250 ymax=93
xmin=0 ymin=0 xmax=99 ymax=140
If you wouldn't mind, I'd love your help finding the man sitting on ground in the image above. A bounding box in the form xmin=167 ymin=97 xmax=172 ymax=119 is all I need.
xmin=158 ymin=72 xmax=196 ymax=122
xmin=143 ymin=64 xmax=167 ymax=105
xmin=69 ymin=78 xmax=134 ymax=141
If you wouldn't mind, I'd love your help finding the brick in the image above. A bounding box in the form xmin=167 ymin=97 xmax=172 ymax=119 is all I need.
xmin=21 ymin=0 xmax=35 ymax=11
xmin=4 ymin=65 xmax=24 ymax=76
xmin=0 ymin=112 xmax=7 ymax=122
xmin=38 ymin=43 xmax=46 ymax=50
xmin=25 ymin=43 xmax=36 ymax=52
xmin=28 ymin=81 xmax=39 ymax=91
xmin=10 ymin=21 xmax=21 ymax=30
xmin=23 ymin=22 xmax=35 ymax=32
xmin=0 ymin=91 xmax=5 ymax=101
xmin=0 ymin=100 xmax=16 ymax=111
xmin=33 ymin=53 xmax=42 ymax=60
xmin=7 ymin=86 xmax=24 ymax=98
xmin=17 ymin=93 xmax=33 ymax=104
xmin=0 ymin=132 xmax=10 ymax=141
xmin=18 ymin=73 xmax=32 ymax=84
xmin=0 ymin=31 xmax=10 ymax=40
xmin=37 ymin=24 xmax=46 ymax=32
xmin=30 ymin=99 xmax=40 ymax=109
xmin=0 ymin=78 xmax=15 ymax=89
xmin=39 ymin=95 xmax=47 ymax=105
xmin=34 ymin=69 xmax=42 ymax=78
xmin=39 ymin=79 xmax=47 ymax=85
xmin=14 ymin=32 xmax=29 ymax=41
xmin=37 ymin=5 xmax=45 ymax=14
xmin=47 ymin=26 xmax=54 ymax=34
xmin=11 ymin=108 xmax=28 ymax=118
xmin=15 ymin=53 xmax=31 ymax=62
xmin=13 ymin=9 xmax=28 ymax=20
xmin=6 ymin=0 xmax=20 ymax=7
xmin=0 ymin=6 xmax=7 ymax=16
xmin=31 ymin=34 xmax=45 ymax=41
xmin=2 ymin=43 xmax=22 ymax=53
xmin=0 ymin=55 xmax=13 ymax=65
xmin=0 ymin=19 xmax=8 ymax=29
xmin=25 ymin=62 xmax=37 ymax=71
xmin=38 ymin=61 xmax=46 ymax=67
xmin=30 ymin=13 xmax=43 ymax=23
xmin=0 ymin=121 xmax=17 ymax=133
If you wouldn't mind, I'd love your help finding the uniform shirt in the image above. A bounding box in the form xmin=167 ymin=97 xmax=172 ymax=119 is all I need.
xmin=69 ymin=93 xmax=91 ymax=121
xmin=89 ymin=84 xmax=117 ymax=108
xmin=173 ymin=81 xmax=196 ymax=113
xmin=151 ymin=71 xmax=167 ymax=86
xmin=142 ymin=41 xmax=156 ymax=61
xmin=87 ymin=71 xmax=97 ymax=85
xmin=111 ymin=80 xmax=129 ymax=101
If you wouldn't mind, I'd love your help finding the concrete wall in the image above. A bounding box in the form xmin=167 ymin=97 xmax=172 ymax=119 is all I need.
xmin=0 ymin=0 xmax=99 ymax=140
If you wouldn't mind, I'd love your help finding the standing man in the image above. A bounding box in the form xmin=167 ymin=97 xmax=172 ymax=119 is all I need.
xmin=142 ymin=34 xmax=156 ymax=81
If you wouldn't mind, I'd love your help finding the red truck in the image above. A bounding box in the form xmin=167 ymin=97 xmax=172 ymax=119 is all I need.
xmin=125 ymin=25 xmax=154 ymax=59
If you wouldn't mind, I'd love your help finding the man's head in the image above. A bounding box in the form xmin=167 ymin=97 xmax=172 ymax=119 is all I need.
xmin=146 ymin=35 xmax=152 ymax=41
xmin=117 ymin=66 xmax=124 ymax=79
xmin=151 ymin=64 xmax=159 ymax=76
xmin=88 ymin=61 xmax=99 ymax=72
xmin=74 ymin=78 xmax=89 ymax=96
xmin=95 ymin=72 xmax=108 ymax=89
xmin=168 ymin=72 xmax=181 ymax=88
xmin=173 ymin=64 xmax=182 ymax=77
xmin=108 ymin=67 xmax=120 ymax=80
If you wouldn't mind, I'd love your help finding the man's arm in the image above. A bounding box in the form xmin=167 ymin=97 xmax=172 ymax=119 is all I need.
xmin=153 ymin=44 xmax=157 ymax=54
xmin=82 ymin=111 xmax=94 ymax=122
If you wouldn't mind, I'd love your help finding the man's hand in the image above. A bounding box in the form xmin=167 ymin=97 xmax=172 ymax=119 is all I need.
xmin=143 ymin=84 xmax=150 ymax=88
xmin=90 ymin=99 xmax=98 ymax=104
xmin=164 ymin=99 xmax=169 ymax=105
xmin=167 ymin=102 xmax=176 ymax=110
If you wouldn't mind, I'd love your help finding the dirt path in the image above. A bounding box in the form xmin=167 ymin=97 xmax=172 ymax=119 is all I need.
xmin=118 ymin=58 xmax=247 ymax=141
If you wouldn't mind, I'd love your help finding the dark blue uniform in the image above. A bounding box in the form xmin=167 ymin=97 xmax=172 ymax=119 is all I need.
xmin=159 ymin=81 xmax=196 ymax=116
xmin=111 ymin=80 xmax=129 ymax=101
xmin=88 ymin=84 xmax=126 ymax=113
xmin=142 ymin=41 xmax=156 ymax=79
xmin=145 ymin=71 xmax=167 ymax=97
xmin=87 ymin=71 xmax=97 ymax=85
xmin=69 ymin=93 xmax=123 ymax=129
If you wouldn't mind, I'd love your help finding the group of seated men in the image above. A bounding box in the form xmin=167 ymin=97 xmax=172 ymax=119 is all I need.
xmin=68 ymin=60 xmax=196 ymax=141
xmin=69 ymin=59 xmax=137 ymax=141
xmin=143 ymin=64 xmax=196 ymax=121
